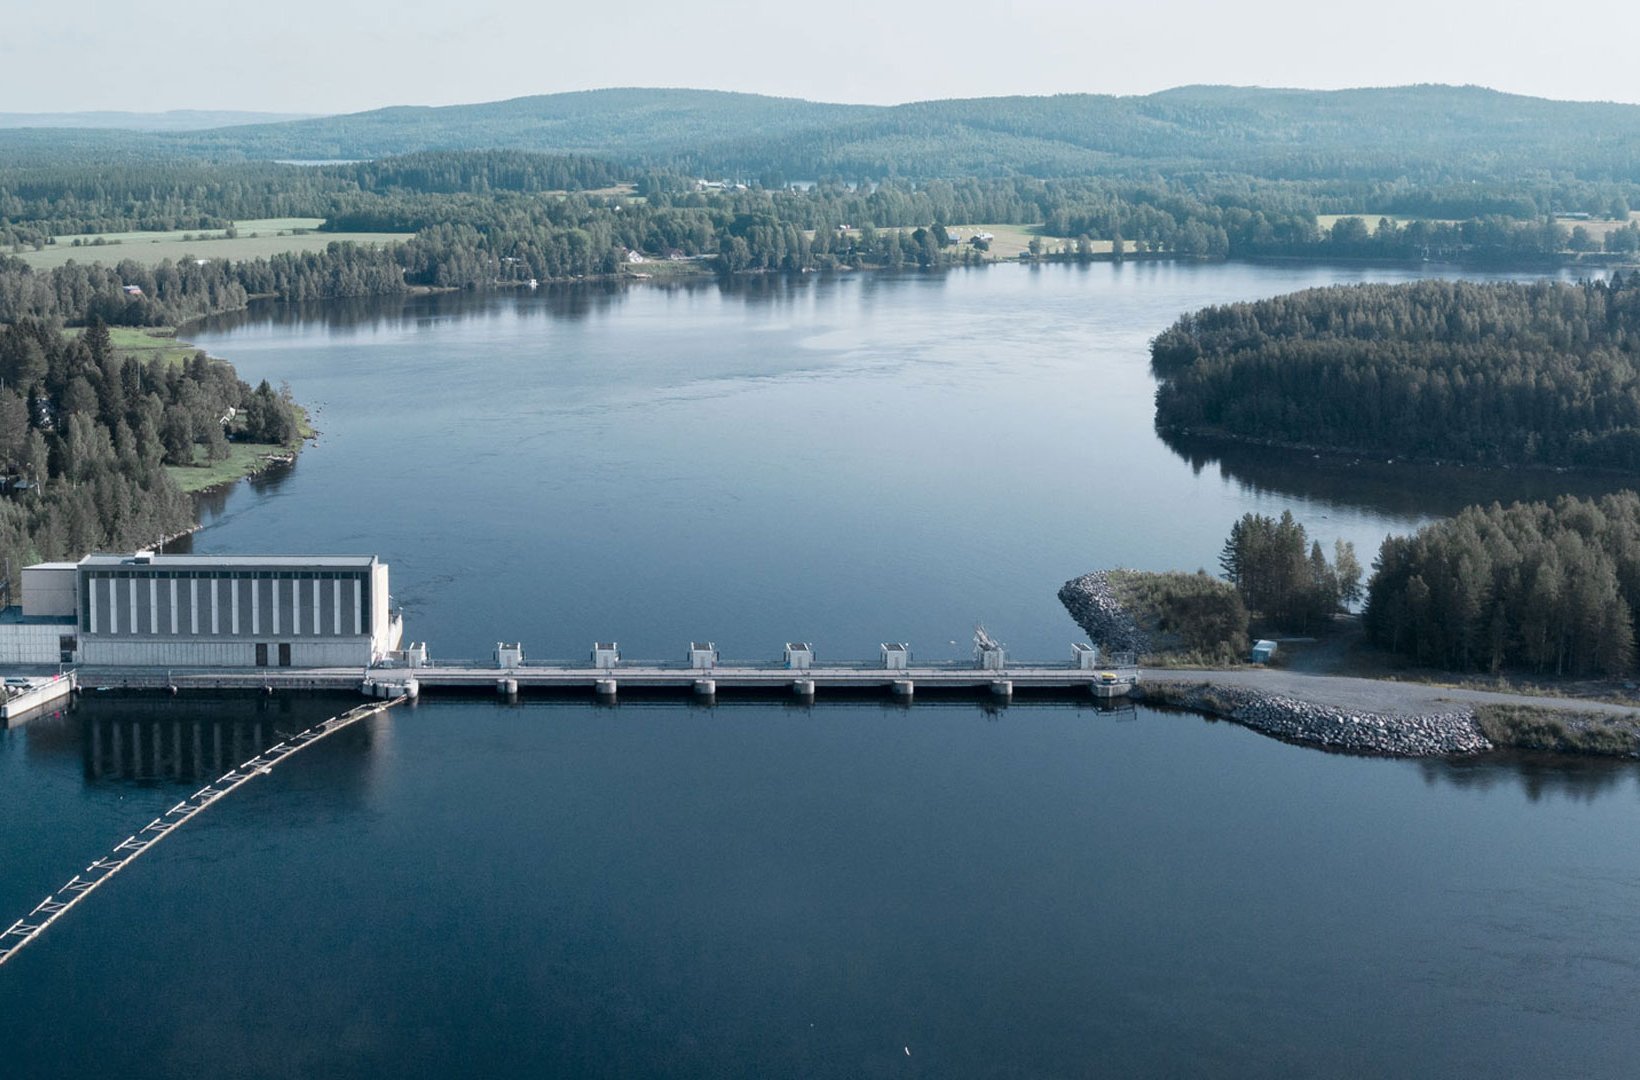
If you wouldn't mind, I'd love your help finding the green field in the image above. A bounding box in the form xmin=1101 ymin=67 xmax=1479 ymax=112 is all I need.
xmin=1314 ymin=213 xmax=1457 ymax=233
xmin=63 ymin=325 xmax=202 ymax=366
xmin=1551 ymin=212 xmax=1640 ymax=240
xmin=17 ymin=217 xmax=410 ymax=269
xmin=166 ymin=442 xmax=293 ymax=493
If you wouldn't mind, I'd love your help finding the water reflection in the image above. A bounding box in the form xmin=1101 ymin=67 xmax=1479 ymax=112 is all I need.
xmin=1418 ymin=751 xmax=1640 ymax=802
xmin=1161 ymin=430 xmax=1638 ymax=522
xmin=173 ymin=460 xmax=298 ymax=550
xmin=22 ymin=694 xmax=372 ymax=787
xmin=191 ymin=268 xmax=951 ymax=342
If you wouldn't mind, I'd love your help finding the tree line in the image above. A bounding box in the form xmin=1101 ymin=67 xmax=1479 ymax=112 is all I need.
xmin=1152 ymin=277 xmax=1640 ymax=470
xmin=0 ymin=319 xmax=301 ymax=594
xmin=0 ymin=151 xmax=627 ymax=248
xmin=1365 ymin=493 xmax=1640 ymax=676
xmin=8 ymin=149 xmax=1635 ymax=294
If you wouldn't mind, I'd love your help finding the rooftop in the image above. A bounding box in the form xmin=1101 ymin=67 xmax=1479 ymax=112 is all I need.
xmin=72 ymin=553 xmax=378 ymax=570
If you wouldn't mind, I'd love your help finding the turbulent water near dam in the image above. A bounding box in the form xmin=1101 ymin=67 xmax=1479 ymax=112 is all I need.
xmin=3 ymin=262 xmax=1638 ymax=1078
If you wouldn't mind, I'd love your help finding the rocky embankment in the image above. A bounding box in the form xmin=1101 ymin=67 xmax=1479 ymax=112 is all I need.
xmin=1139 ymin=682 xmax=1493 ymax=757
xmin=1058 ymin=571 xmax=1150 ymax=655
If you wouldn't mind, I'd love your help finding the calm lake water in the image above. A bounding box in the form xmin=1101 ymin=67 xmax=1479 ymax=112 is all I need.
xmin=3 ymin=262 xmax=1638 ymax=1077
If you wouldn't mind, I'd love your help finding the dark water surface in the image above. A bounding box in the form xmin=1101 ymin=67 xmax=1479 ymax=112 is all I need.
xmin=4 ymin=263 xmax=1639 ymax=1078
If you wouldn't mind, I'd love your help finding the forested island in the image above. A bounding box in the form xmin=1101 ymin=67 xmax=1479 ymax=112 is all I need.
xmin=1152 ymin=278 xmax=1640 ymax=470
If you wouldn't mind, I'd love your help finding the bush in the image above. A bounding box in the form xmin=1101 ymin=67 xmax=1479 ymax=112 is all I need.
xmin=1109 ymin=569 xmax=1250 ymax=663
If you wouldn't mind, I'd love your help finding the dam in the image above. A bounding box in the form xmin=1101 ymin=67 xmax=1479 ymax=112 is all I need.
xmin=0 ymin=552 xmax=1140 ymax=710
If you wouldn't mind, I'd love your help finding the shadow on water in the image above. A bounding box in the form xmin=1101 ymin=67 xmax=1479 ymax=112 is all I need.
xmin=22 ymin=693 xmax=370 ymax=788
xmin=1417 ymin=750 xmax=1640 ymax=802
xmin=1161 ymin=430 xmax=1638 ymax=521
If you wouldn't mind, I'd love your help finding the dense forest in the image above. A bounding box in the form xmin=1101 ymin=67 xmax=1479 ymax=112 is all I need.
xmin=0 ymin=320 xmax=300 ymax=592
xmin=0 ymin=151 xmax=625 ymax=247
xmin=1365 ymin=494 xmax=1640 ymax=676
xmin=1152 ymin=278 xmax=1640 ymax=469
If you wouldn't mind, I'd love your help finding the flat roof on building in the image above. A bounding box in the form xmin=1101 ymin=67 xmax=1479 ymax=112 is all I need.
xmin=73 ymin=554 xmax=378 ymax=570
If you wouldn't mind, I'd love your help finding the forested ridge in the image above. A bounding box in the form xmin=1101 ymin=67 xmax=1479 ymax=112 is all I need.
xmin=0 ymin=320 xmax=301 ymax=592
xmin=12 ymin=85 xmax=1640 ymax=187
xmin=1152 ymin=278 xmax=1640 ymax=469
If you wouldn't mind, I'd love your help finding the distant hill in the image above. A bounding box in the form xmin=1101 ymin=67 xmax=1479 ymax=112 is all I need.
xmin=0 ymin=109 xmax=320 ymax=131
xmin=6 ymin=85 xmax=1640 ymax=182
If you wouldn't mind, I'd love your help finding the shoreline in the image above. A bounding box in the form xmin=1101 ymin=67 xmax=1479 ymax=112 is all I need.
xmin=1061 ymin=570 xmax=1640 ymax=759
xmin=1156 ymin=425 xmax=1634 ymax=481
xmin=1137 ymin=680 xmax=1492 ymax=757
xmin=134 ymin=325 xmax=315 ymax=497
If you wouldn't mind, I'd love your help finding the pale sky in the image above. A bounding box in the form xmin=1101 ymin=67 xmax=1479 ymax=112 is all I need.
xmin=1 ymin=0 xmax=1631 ymax=114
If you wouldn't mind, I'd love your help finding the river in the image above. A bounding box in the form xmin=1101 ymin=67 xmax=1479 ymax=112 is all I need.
xmin=2 ymin=261 xmax=1637 ymax=1077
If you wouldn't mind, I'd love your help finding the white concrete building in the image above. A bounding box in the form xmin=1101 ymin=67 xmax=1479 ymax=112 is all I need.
xmin=1 ymin=553 xmax=401 ymax=668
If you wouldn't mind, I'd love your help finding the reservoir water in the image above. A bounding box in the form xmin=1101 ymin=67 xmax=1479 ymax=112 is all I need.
xmin=3 ymin=262 xmax=1637 ymax=1077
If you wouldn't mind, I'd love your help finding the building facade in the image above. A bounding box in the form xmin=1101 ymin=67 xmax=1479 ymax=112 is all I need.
xmin=5 ymin=553 xmax=401 ymax=668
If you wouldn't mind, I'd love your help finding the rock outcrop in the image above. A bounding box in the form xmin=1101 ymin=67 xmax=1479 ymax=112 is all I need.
xmin=1058 ymin=571 xmax=1149 ymax=655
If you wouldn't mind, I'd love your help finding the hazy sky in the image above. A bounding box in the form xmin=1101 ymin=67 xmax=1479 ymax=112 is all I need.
xmin=2 ymin=0 xmax=1631 ymax=114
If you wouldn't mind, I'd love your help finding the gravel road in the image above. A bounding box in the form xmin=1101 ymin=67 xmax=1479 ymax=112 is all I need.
xmin=1147 ymin=667 xmax=1640 ymax=719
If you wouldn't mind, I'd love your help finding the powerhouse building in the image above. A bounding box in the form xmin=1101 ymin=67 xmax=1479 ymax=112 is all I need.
xmin=1 ymin=553 xmax=401 ymax=667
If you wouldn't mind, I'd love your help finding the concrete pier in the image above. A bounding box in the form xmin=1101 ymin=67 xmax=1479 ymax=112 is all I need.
xmin=1 ymin=673 xmax=77 ymax=726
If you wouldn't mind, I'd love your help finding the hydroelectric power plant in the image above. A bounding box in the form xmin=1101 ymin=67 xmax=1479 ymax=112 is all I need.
xmin=0 ymin=552 xmax=1140 ymax=715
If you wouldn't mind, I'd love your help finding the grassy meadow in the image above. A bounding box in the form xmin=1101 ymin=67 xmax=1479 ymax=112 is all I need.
xmin=17 ymin=217 xmax=410 ymax=269
xmin=63 ymin=325 xmax=202 ymax=366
